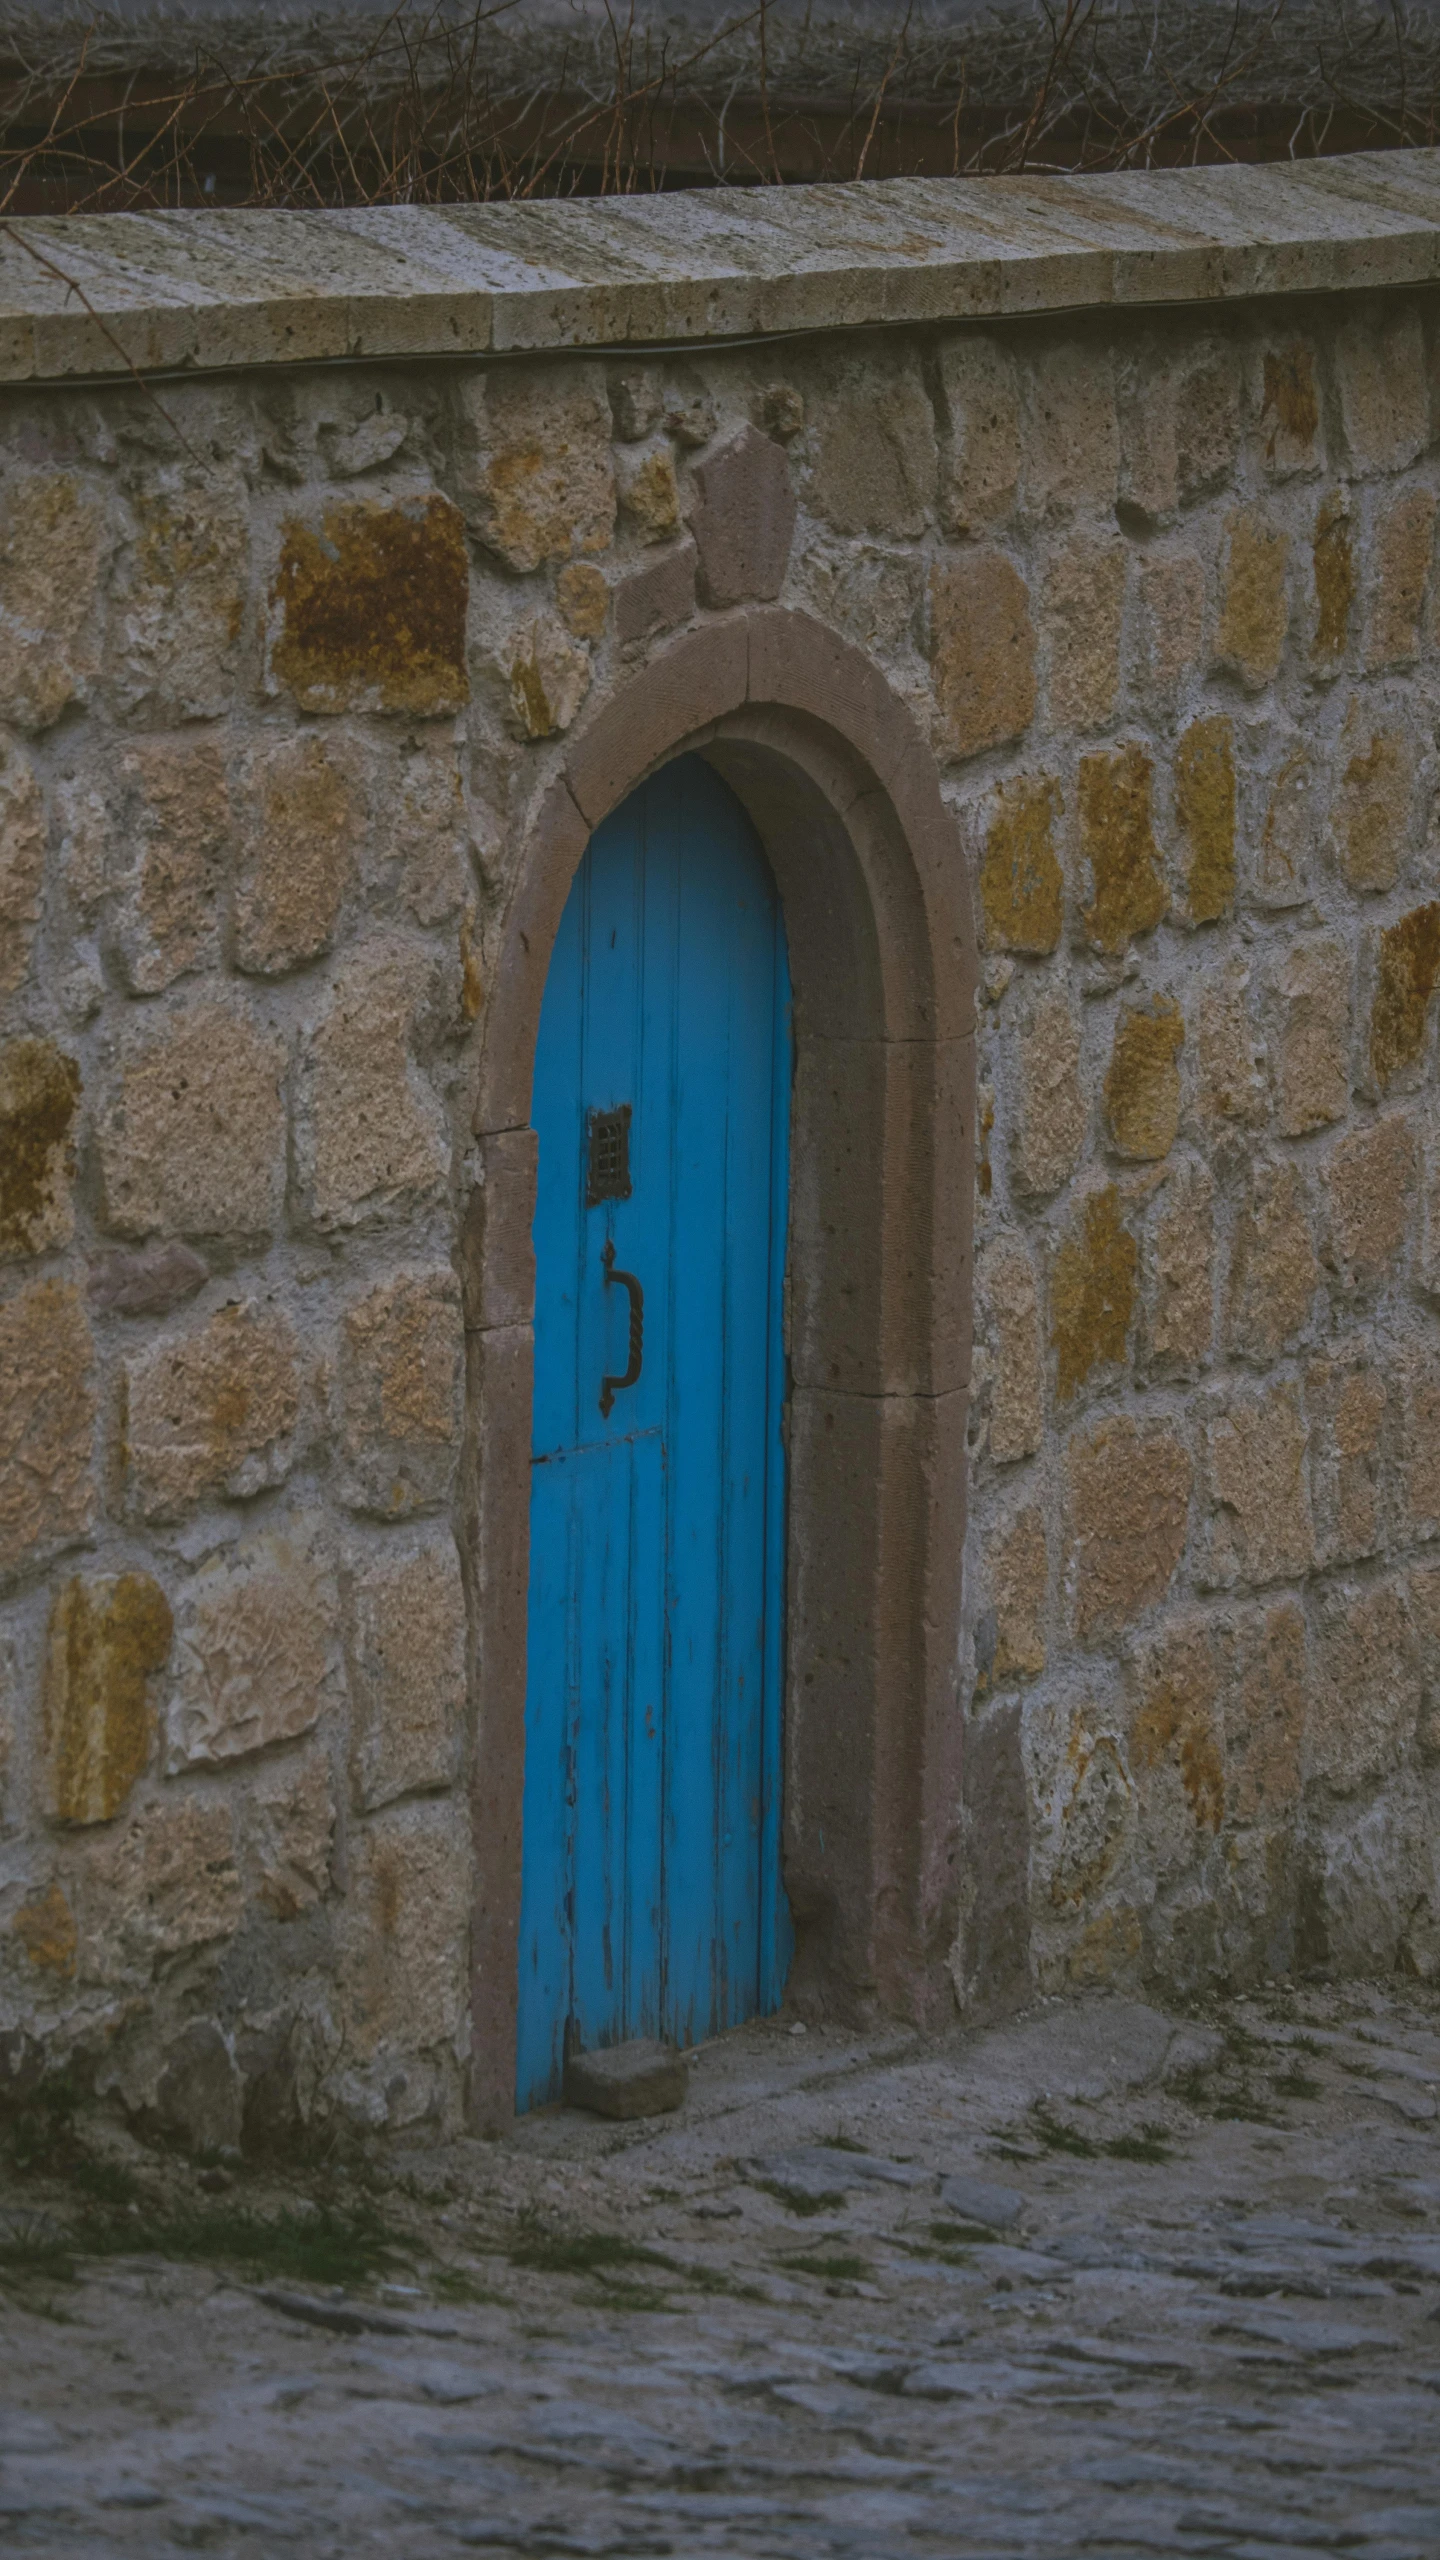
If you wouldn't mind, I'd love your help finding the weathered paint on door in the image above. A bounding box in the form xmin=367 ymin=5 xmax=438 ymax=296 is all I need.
xmin=517 ymin=755 xmax=792 ymax=2113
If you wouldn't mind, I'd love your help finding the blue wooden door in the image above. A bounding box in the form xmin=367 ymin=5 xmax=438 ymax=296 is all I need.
xmin=517 ymin=755 xmax=792 ymax=2112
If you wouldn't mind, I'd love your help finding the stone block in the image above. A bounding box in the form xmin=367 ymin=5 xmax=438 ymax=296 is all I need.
xmin=10 ymin=1879 xmax=76 ymax=1982
xmin=1306 ymin=1350 xmax=1387 ymax=1566
xmin=461 ymin=367 xmax=615 ymax=572
xmin=505 ymin=614 xmax=592 ymax=739
xmin=1066 ymin=1416 xmax=1191 ymax=1643
xmin=110 ymin=736 xmax=230 ymax=995
xmin=152 ymin=2020 xmax=242 ymax=2156
xmin=1366 ymin=485 xmax=1435 ymax=670
xmin=1117 ymin=351 xmax=1177 ymax=519
xmin=1324 ymin=1112 xmax=1414 ymax=1291
xmin=1394 ymin=1343 xmax=1440 ymax=1536
xmin=167 ymin=1527 xmax=343 ymax=1771
xmin=688 ymin=424 xmax=795 ymax=607
xmin=1137 ymin=551 xmax=1205 ymax=699
xmin=347 ymin=1536 xmax=466 ymax=1810
xmin=246 ymin=1746 xmax=335 ymax=1920
xmin=1369 ymin=902 xmax=1440 ymax=1091
xmin=298 ymin=937 xmax=449 ymax=1233
xmin=1335 ymin=304 xmax=1428 ymax=472
xmin=339 ymin=1267 xmax=463 ymax=1519
xmin=1329 ymin=703 xmax=1416 ymax=894
xmin=1201 ymin=1381 xmax=1312 ymax=1589
xmin=616 ymin=440 xmax=680 ymax=542
xmin=78 ymin=1795 xmax=242 ymax=1982
xmin=1195 ymin=960 xmax=1267 ymax=1131
xmin=1145 ymin=1157 xmax=1214 ymax=1377
xmin=563 ymin=2039 xmax=686 ymax=2119
xmin=86 ymin=1242 xmax=207 ymax=1319
xmin=1214 ymin=511 xmax=1289 ymax=688
xmin=805 ymin=367 xmax=936 ymax=538
xmin=556 ymin=560 xmax=610 ymax=639
xmin=98 ymin=996 xmax=285 ymax=1243
xmin=1259 ymin=341 xmax=1322 ymax=475
xmin=236 ymin=731 xmax=364 ymax=976
xmin=269 ymin=494 xmax=469 ymax=716
xmin=1050 ymin=1184 xmax=1137 ymax=1404
xmin=1104 ymin=996 xmax=1183 ymax=1162
xmin=1257 ymin=744 xmax=1317 ymax=907
xmin=1022 ymin=341 xmax=1117 ymax=515
xmin=936 ymin=336 xmax=1019 ymax=534
xmin=342 ymin=1794 xmax=470 ymax=2059
xmin=1043 ymin=532 xmax=1124 ymax=732
xmin=1307 ymin=1578 xmax=1419 ymax=1797
xmin=929 ymin=552 xmax=1035 ymax=762
xmin=124 ymin=1300 xmax=301 ymax=1522
xmin=1225 ymin=1598 xmax=1307 ymax=1825
xmin=1225 ymin=1158 xmax=1317 ymax=1361
xmin=612 ymin=539 xmax=697 ymax=646
xmin=0 ymin=737 xmax=46 ymax=997
xmin=1040 ymin=1707 xmax=1134 ymax=1917
xmin=0 ymin=471 xmax=107 ymax=731
xmin=1271 ymin=937 xmax=1350 ymax=1134
xmin=1013 ymin=980 xmax=1084 ymax=1197
xmin=111 ymin=472 xmax=249 ymax=724
xmin=0 ymin=1038 xmax=79 ymax=1260
xmin=975 ymin=1235 xmax=1042 ymax=1465
xmin=1311 ymin=491 xmax=1355 ymax=669
xmin=977 ymin=774 xmax=1062 ymax=956
xmin=953 ymin=1697 xmax=1032 ymax=2017
xmin=1409 ymin=1558 xmax=1440 ymax=1761
xmin=757 ymin=382 xmax=805 ymax=442
xmin=1077 ymin=745 xmax=1163 ymax=953
xmin=987 ymin=1504 xmax=1047 ymax=1685
xmin=1127 ymin=1618 xmax=1225 ymax=1873
xmin=1173 ymin=715 xmax=1234 ymax=926
xmin=393 ymin=734 xmax=471 ymax=929
xmin=1177 ymin=348 xmax=1242 ymax=495
xmin=42 ymin=1572 xmax=171 ymax=1826
xmin=0 ymin=1280 xmax=95 ymax=1583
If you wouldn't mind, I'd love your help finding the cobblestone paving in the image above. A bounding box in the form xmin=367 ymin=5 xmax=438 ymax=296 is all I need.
xmin=2 ymin=1984 xmax=1439 ymax=2557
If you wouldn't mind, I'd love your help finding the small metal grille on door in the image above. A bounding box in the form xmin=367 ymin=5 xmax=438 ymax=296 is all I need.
xmin=586 ymin=1104 xmax=632 ymax=1205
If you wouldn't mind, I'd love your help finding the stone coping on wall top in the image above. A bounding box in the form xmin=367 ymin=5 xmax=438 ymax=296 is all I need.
xmin=2 ymin=146 xmax=1440 ymax=385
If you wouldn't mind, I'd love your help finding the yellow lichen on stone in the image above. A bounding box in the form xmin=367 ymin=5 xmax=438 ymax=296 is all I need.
xmin=270 ymin=495 xmax=469 ymax=715
xmin=1261 ymin=344 xmax=1319 ymax=467
xmin=978 ymin=774 xmax=1063 ymax=954
xmin=556 ymin=561 xmax=609 ymax=639
xmin=1370 ymin=901 xmax=1440 ymax=1089
xmin=1216 ymin=510 xmax=1289 ymax=686
xmin=1050 ymin=1185 xmax=1137 ymax=1400
xmin=43 ymin=1572 xmax=173 ymax=1826
xmin=0 ymin=1037 xmax=80 ymax=1258
xmin=1174 ymin=715 xmax=1235 ymax=924
xmin=11 ymin=1879 xmax=77 ymax=1978
xmin=1130 ymin=1633 xmax=1225 ymax=1833
xmin=1104 ymin=997 xmax=1184 ymax=1160
xmin=1312 ymin=492 xmax=1354 ymax=666
xmin=1078 ymin=745 xmax=1164 ymax=953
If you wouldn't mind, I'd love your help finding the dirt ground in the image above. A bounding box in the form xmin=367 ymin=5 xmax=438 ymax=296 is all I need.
xmin=2 ymin=1980 xmax=1439 ymax=2557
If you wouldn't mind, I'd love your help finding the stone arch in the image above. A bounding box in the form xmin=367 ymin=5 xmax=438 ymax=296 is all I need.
xmin=461 ymin=606 xmax=976 ymax=2126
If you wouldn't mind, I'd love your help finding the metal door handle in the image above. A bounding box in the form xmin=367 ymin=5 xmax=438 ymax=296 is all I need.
xmin=599 ymin=1239 xmax=643 ymax=1416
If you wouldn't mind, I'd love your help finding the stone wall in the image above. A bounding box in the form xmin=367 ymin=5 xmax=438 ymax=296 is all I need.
xmin=1 ymin=256 xmax=1437 ymax=2143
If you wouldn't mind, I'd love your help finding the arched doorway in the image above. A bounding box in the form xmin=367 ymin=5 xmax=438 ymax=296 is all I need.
xmin=463 ymin=611 xmax=976 ymax=2129
xmin=516 ymin=757 xmax=793 ymax=2110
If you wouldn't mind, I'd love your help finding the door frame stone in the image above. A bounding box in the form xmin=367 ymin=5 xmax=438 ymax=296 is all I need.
xmin=460 ymin=606 xmax=976 ymax=2128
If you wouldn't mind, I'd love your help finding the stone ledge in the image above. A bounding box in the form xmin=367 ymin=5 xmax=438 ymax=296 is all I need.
xmin=2 ymin=148 xmax=1440 ymax=384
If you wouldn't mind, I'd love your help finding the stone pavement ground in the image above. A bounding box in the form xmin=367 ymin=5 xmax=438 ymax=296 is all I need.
xmin=2 ymin=1982 xmax=1439 ymax=2558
